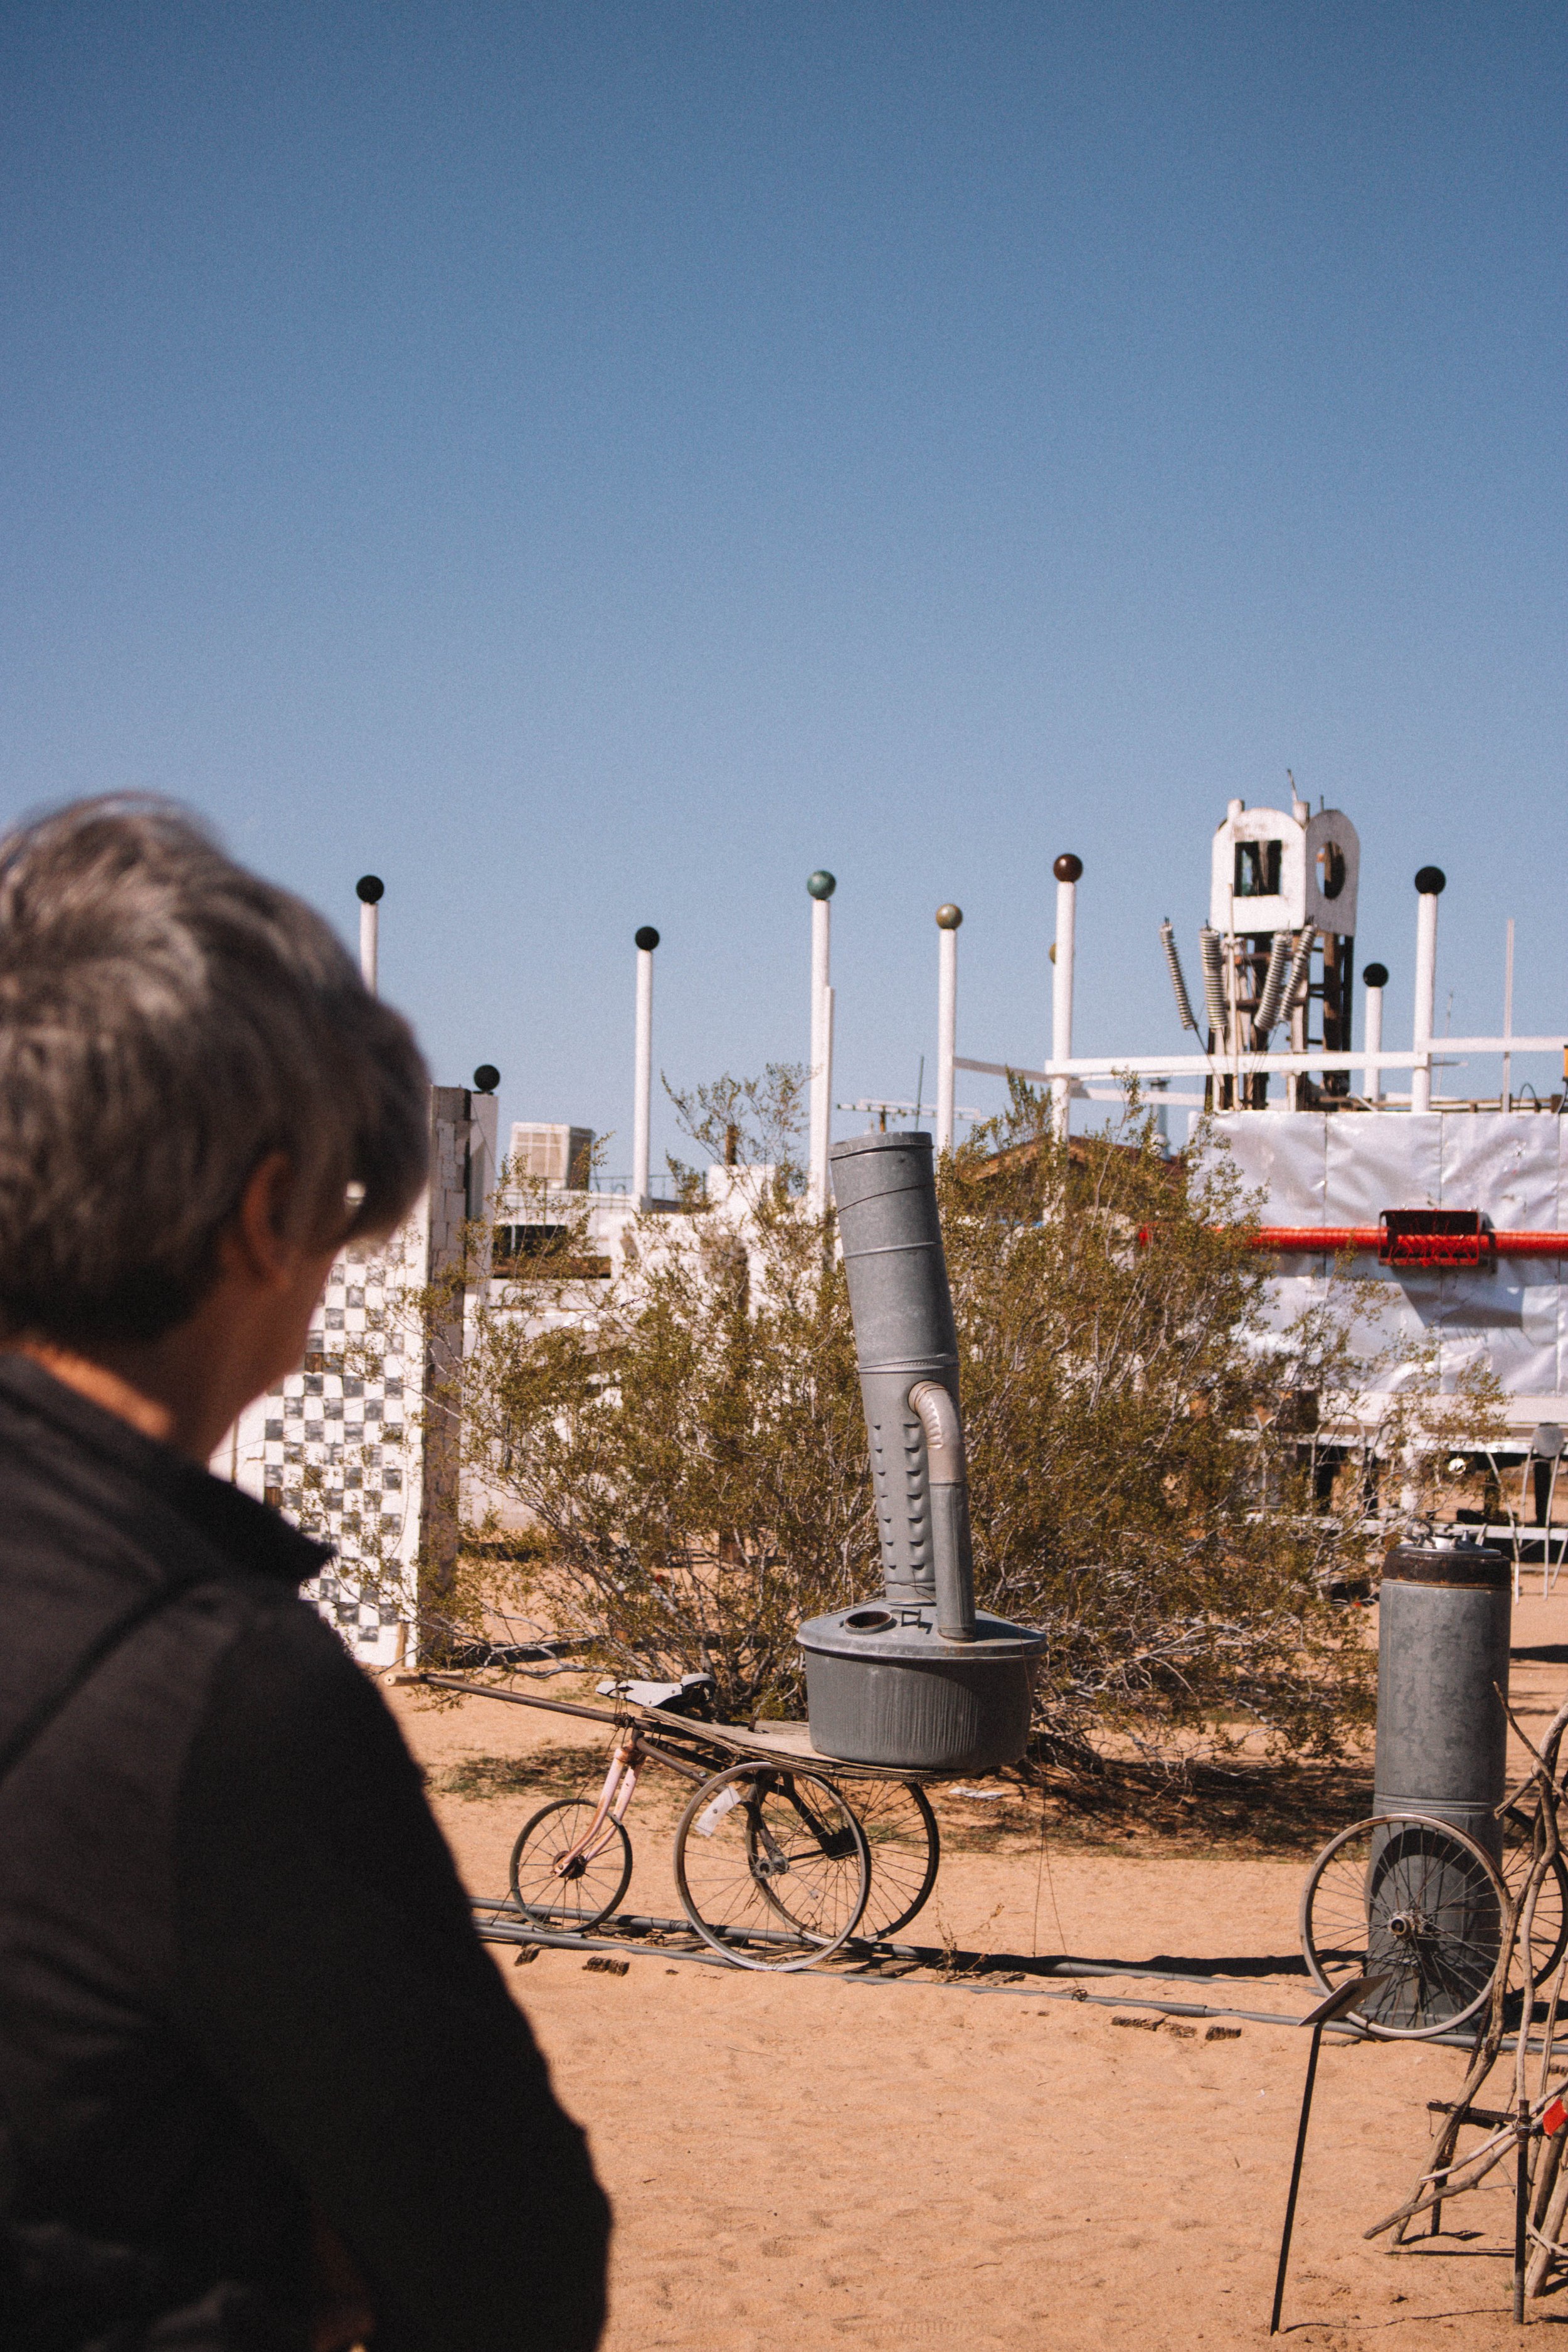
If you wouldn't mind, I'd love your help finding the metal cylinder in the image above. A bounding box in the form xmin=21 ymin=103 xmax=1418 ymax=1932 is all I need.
xmin=829 ymin=1131 xmax=958 ymax=1606
xmin=1374 ymin=1535 xmax=1511 ymax=1860
xmin=798 ymin=1130 xmax=1045 ymax=1773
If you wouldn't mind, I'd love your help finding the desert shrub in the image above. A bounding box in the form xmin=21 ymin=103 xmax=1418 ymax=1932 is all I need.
xmin=459 ymin=1074 xmax=1513 ymax=1761
xmin=460 ymin=1081 xmax=871 ymax=1719
xmin=943 ymin=1080 xmax=1374 ymax=1764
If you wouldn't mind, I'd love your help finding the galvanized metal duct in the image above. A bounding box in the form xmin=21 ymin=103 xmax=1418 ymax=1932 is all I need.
xmin=1374 ymin=1535 xmax=1510 ymax=1860
xmin=908 ymin=1380 xmax=977 ymax=1643
xmin=797 ymin=1131 xmax=1046 ymax=1773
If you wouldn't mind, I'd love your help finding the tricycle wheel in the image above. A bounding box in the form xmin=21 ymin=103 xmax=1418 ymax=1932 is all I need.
xmin=1301 ymin=1812 xmax=1505 ymax=2038
xmin=674 ymin=1764 xmax=868 ymax=1971
xmin=509 ymin=1798 xmax=632 ymax=1932
xmin=834 ymin=1778 xmax=939 ymax=1939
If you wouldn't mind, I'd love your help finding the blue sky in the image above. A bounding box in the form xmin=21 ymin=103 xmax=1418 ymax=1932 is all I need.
xmin=2 ymin=3 xmax=1562 ymax=1173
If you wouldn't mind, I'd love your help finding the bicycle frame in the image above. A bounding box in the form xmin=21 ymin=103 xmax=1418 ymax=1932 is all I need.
xmin=551 ymin=1729 xmax=645 ymax=1880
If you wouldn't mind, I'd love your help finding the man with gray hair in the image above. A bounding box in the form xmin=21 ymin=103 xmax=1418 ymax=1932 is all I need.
xmin=0 ymin=801 xmax=609 ymax=2351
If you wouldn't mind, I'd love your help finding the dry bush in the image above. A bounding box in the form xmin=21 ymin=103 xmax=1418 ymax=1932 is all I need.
xmin=456 ymin=1073 xmax=1518 ymax=1766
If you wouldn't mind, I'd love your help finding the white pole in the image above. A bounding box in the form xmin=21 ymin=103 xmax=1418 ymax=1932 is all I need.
xmin=1361 ymin=961 xmax=1386 ymax=1104
xmin=936 ymin=904 xmax=961 ymax=1152
xmin=356 ymin=874 xmax=383 ymax=993
xmin=633 ymin=924 xmax=658 ymax=1207
xmin=820 ymin=983 xmax=835 ymax=1187
xmin=1502 ymin=918 xmax=1515 ymax=1114
xmin=1410 ymin=867 xmax=1444 ymax=1115
xmin=1051 ymin=854 xmax=1081 ymax=1137
xmin=807 ymin=872 xmax=835 ymax=1211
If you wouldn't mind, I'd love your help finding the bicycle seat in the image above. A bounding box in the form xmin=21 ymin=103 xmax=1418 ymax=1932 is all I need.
xmin=595 ymin=1673 xmax=716 ymax=1719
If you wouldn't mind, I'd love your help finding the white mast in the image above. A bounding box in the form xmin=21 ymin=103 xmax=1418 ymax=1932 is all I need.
xmin=1410 ymin=867 xmax=1444 ymax=1115
xmin=356 ymin=874 xmax=383 ymax=994
xmin=935 ymin=903 xmax=961 ymax=1152
xmin=633 ymin=924 xmax=659 ymax=1207
xmin=1051 ymin=853 xmax=1081 ymax=1137
xmin=807 ymin=871 xmax=836 ymax=1210
xmin=1360 ymin=961 xmax=1387 ymax=1104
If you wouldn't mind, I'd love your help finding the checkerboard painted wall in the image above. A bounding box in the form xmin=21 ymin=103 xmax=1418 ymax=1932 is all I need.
xmin=214 ymin=1087 xmax=497 ymax=1669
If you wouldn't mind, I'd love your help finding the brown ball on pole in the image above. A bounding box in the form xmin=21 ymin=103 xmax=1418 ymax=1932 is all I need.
xmin=1052 ymin=853 xmax=1083 ymax=883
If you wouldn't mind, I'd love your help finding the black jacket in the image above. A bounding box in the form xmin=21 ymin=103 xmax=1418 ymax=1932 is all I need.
xmin=0 ymin=1357 xmax=609 ymax=2351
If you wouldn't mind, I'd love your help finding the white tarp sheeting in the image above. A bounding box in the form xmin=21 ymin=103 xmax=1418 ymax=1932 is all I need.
xmin=1207 ymin=1113 xmax=1567 ymax=1411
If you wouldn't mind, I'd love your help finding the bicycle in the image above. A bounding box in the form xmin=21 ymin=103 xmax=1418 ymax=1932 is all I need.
xmin=420 ymin=1672 xmax=943 ymax=1973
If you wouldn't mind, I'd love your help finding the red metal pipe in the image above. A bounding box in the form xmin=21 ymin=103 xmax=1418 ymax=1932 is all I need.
xmin=1252 ymin=1228 xmax=1379 ymax=1253
xmin=1253 ymin=1228 xmax=1568 ymax=1258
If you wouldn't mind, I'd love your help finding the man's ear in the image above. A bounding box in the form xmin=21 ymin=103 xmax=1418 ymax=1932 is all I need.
xmin=221 ymin=1152 xmax=300 ymax=1289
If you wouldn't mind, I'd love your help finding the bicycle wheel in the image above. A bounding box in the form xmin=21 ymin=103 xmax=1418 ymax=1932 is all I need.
xmin=831 ymin=1777 xmax=940 ymax=1939
xmin=1502 ymin=1803 xmax=1568 ymax=1993
xmin=1301 ymin=1813 xmax=1506 ymax=2038
xmin=509 ymin=1798 xmax=633 ymax=1932
xmin=674 ymin=1764 xmax=869 ymax=1971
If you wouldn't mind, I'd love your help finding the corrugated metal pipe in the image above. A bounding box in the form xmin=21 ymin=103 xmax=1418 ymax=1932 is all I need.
xmin=908 ymin=1380 xmax=977 ymax=1643
xmin=1197 ymin=925 xmax=1228 ymax=1036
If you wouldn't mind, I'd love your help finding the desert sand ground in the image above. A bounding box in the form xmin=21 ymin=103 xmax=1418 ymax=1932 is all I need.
xmin=388 ymin=1591 xmax=1568 ymax=2350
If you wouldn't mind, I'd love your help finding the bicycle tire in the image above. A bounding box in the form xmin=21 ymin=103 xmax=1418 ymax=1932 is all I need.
xmin=828 ymin=1777 xmax=940 ymax=1940
xmin=1502 ymin=1803 xmax=1568 ymax=1994
xmin=1301 ymin=1812 xmax=1506 ymax=2039
xmin=509 ymin=1796 xmax=633 ymax=1932
xmin=674 ymin=1763 xmax=869 ymax=1972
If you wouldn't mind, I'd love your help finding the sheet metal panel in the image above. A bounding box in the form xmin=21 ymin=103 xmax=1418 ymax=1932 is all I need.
xmin=1206 ymin=1111 xmax=1566 ymax=1408
xmin=1436 ymin=1116 xmax=1561 ymax=1396
xmin=1207 ymin=1110 xmax=1327 ymax=1223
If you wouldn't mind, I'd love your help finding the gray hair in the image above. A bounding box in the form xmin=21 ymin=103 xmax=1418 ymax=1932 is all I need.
xmin=0 ymin=797 xmax=430 ymax=1343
